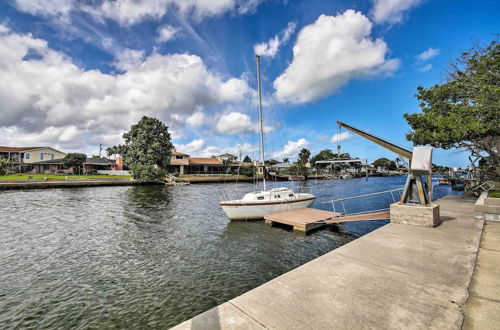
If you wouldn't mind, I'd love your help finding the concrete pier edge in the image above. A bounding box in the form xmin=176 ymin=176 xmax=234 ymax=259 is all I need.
xmin=171 ymin=196 xmax=490 ymax=329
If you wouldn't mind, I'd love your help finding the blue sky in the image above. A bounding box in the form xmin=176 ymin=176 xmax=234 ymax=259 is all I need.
xmin=0 ymin=0 xmax=498 ymax=167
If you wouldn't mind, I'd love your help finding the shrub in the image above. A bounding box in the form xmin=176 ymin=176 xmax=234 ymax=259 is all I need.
xmin=129 ymin=164 xmax=161 ymax=183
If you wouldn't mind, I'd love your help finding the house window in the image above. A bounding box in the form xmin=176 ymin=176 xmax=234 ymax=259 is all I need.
xmin=40 ymin=153 xmax=44 ymax=160
xmin=51 ymin=154 xmax=55 ymax=160
xmin=289 ymin=194 xmax=293 ymax=197
xmin=25 ymin=153 xmax=30 ymax=160
xmin=176 ymin=155 xmax=183 ymax=159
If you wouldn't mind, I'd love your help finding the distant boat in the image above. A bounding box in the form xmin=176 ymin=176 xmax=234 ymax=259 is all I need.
xmin=219 ymin=56 xmax=315 ymax=220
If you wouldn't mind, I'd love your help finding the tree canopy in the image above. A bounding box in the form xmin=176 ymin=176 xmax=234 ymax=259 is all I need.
xmin=0 ymin=158 xmax=12 ymax=175
xmin=372 ymin=157 xmax=397 ymax=171
xmin=243 ymin=155 xmax=252 ymax=162
xmin=111 ymin=116 xmax=173 ymax=182
xmin=63 ymin=153 xmax=86 ymax=172
xmin=298 ymin=148 xmax=311 ymax=164
xmin=310 ymin=149 xmax=352 ymax=167
xmin=404 ymin=40 xmax=499 ymax=176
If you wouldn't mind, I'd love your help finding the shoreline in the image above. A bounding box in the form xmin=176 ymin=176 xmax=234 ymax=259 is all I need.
xmin=0 ymin=178 xmax=161 ymax=190
xmin=0 ymin=174 xmax=406 ymax=190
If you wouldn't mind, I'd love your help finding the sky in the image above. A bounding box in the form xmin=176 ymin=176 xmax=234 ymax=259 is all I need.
xmin=0 ymin=0 xmax=498 ymax=167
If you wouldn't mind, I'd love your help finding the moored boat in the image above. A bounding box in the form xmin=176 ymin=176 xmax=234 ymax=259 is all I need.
xmin=220 ymin=187 xmax=315 ymax=220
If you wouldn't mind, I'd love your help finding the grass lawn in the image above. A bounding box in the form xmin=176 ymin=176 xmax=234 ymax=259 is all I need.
xmin=0 ymin=174 xmax=130 ymax=181
xmin=488 ymin=190 xmax=500 ymax=198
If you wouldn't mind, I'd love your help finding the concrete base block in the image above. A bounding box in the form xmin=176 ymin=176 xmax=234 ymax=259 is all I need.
xmin=390 ymin=203 xmax=440 ymax=227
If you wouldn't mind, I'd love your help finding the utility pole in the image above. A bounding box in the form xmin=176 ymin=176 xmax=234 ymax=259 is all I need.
xmin=99 ymin=144 xmax=103 ymax=158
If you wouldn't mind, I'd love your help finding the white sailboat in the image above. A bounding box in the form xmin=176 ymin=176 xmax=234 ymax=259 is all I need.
xmin=220 ymin=55 xmax=315 ymax=220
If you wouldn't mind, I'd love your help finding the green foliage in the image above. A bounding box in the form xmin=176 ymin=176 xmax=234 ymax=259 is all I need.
xmin=264 ymin=159 xmax=279 ymax=165
xmin=239 ymin=165 xmax=256 ymax=177
xmin=404 ymin=40 xmax=499 ymax=176
xmin=0 ymin=158 xmax=12 ymax=175
xmin=282 ymin=157 xmax=289 ymax=163
xmin=106 ymin=145 xmax=126 ymax=157
xmin=372 ymin=158 xmax=397 ymax=170
xmin=310 ymin=149 xmax=352 ymax=168
xmin=129 ymin=164 xmax=161 ymax=183
xmin=62 ymin=153 xmax=86 ymax=172
xmin=298 ymin=148 xmax=311 ymax=164
xmin=111 ymin=116 xmax=173 ymax=182
xmin=243 ymin=155 xmax=252 ymax=162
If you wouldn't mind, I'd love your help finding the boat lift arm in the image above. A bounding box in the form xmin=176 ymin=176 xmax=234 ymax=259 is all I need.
xmin=336 ymin=121 xmax=413 ymax=161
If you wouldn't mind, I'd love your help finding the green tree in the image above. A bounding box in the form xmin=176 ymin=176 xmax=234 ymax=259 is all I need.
xmin=239 ymin=165 xmax=256 ymax=177
xmin=0 ymin=158 xmax=12 ymax=175
xmin=298 ymin=148 xmax=311 ymax=164
xmin=63 ymin=153 xmax=87 ymax=174
xmin=294 ymin=148 xmax=311 ymax=177
xmin=282 ymin=157 xmax=289 ymax=163
xmin=310 ymin=149 xmax=334 ymax=166
xmin=113 ymin=116 xmax=173 ymax=182
xmin=404 ymin=40 xmax=499 ymax=177
xmin=372 ymin=158 xmax=397 ymax=171
xmin=243 ymin=155 xmax=252 ymax=162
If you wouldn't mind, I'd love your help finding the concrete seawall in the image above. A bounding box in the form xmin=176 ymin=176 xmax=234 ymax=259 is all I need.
xmin=172 ymin=196 xmax=485 ymax=329
xmin=0 ymin=179 xmax=161 ymax=190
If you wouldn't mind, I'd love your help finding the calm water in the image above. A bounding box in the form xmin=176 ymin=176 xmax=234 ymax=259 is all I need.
xmin=0 ymin=177 xmax=452 ymax=328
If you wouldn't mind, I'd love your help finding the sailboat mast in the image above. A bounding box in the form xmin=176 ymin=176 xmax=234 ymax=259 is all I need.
xmin=256 ymin=55 xmax=266 ymax=191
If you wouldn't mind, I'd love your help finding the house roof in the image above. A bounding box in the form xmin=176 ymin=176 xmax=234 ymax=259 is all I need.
xmin=216 ymin=153 xmax=237 ymax=158
xmin=0 ymin=146 xmax=43 ymax=152
xmin=230 ymin=161 xmax=254 ymax=167
xmin=270 ymin=162 xmax=291 ymax=168
xmin=32 ymin=157 xmax=115 ymax=165
xmin=0 ymin=146 xmax=66 ymax=154
xmin=189 ymin=157 xmax=223 ymax=165
xmin=84 ymin=158 xmax=116 ymax=165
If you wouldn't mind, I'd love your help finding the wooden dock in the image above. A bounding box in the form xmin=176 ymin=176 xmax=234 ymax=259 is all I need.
xmin=264 ymin=208 xmax=390 ymax=233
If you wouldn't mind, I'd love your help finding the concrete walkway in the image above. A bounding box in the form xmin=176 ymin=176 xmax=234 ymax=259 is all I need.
xmin=172 ymin=196 xmax=484 ymax=329
xmin=463 ymin=221 xmax=500 ymax=329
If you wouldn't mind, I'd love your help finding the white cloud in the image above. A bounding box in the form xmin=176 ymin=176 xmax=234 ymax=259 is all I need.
xmin=215 ymin=111 xmax=274 ymax=135
xmin=186 ymin=112 xmax=206 ymax=127
xmin=0 ymin=29 xmax=252 ymax=151
xmin=113 ymin=48 xmax=145 ymax=71
xmin=0 ymin=25 xmax=10 ymax=34
xmin=13 ymin=0 xmax=74 ymax=17
xmin=416 ymin=47 xmax=440 ymax=61
xmin=13 ymin=0 xmax=264 ymax=26
xmin=418 ymin=63 xmax=432 ymax=72
xmin=272 ymin=138 xmax=309 ymax=159
xmin=176 ymin=139 xmax=205 ymax=154
xmin=254 ymin=21 xmax=296 ymax=58
xmin=215 ymin=112 xmax=257 ymax=134
xmin=156 ymin=24 xmax=179 ymax=43
xmin=371 ymin=0 xmax=422 ymax=24
xmin=330 ymin=131 xmax=353 ymax=143
xmin=273 ymin=10 xmax=399 ymax=104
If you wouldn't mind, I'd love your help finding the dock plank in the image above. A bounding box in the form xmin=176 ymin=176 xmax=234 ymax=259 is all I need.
xmin=265 ymin=208 xmax=389 ymax=232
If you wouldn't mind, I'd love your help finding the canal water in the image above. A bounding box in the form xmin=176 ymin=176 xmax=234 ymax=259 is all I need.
xmin=0 ymin=177 xmax=453 ymax=328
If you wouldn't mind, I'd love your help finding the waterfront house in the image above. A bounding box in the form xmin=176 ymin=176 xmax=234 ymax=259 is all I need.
xmin=187 ymin=157 xmax=224 ymax=174
xmin=168 ymin=151 xmax=190 ymax=175
xmin=215 ymin=153 xmax=238 ymax=164
xmin=269 ymin=162 xmax=292 ymax=174
xmin=31 ymin=157 xmax=117 ymax=174
xmin=0 ymin=146 xmax=66 ymax=172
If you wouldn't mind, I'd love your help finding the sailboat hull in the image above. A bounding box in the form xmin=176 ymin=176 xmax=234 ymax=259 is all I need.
xmin=220 ymin=196 xmax=315 ymax=220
